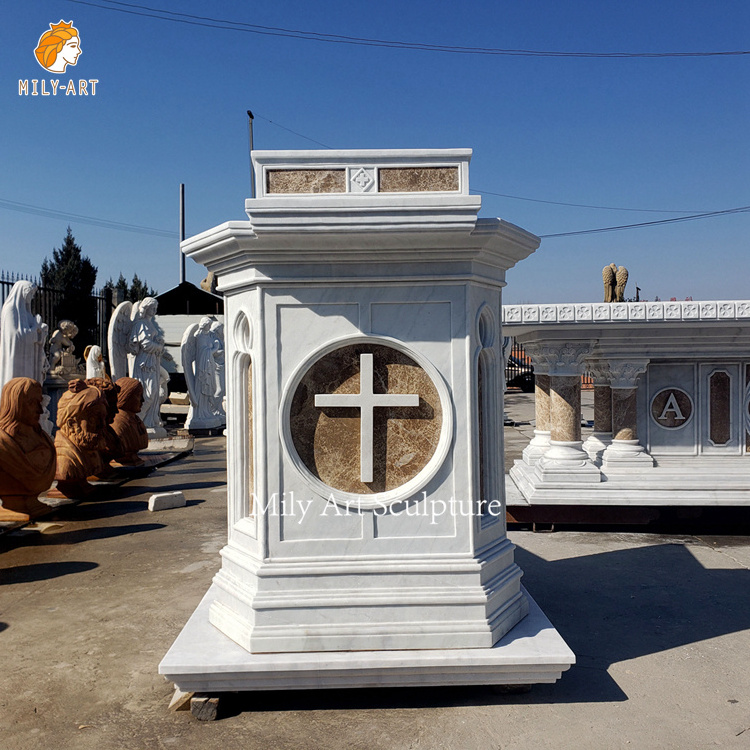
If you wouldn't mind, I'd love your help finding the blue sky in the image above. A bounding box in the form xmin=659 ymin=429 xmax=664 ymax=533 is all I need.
xmin=1 ymin=0 xmax=748 ymax=303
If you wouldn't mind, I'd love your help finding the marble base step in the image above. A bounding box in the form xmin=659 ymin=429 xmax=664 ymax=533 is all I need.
xmin=159 ymin=584 xmax=574 ymax=693
xmin=508 ymin=462 xmax=750 ymax=506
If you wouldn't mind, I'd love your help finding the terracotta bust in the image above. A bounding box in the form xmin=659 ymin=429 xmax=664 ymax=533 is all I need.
xmin=111 ymin=377 xmax=149 ymax=466
xmin=50 ymin=379 xmax=109 ymax=498
xmin=85 ymin=377 xmax=122 ymax=478
xmin=0 ymin=377 xmax=56 ymax=520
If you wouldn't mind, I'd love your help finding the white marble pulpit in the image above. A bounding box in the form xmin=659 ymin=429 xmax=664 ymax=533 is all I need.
xmin=160 ymin=149 xmax=574 ymax=692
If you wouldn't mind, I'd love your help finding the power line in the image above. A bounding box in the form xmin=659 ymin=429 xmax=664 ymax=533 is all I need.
xmin=252 ymin=113 xmax=334 ymax=149
xmin=248 ymin=117 xmax=719 ymax=216
xmin=538 ymin=205 xmax=750 ymax=238
xmin=65 ymin=0 xmax=750 ymax=58
xmin=0 ymin=197 xmax=177 ymax=238
xmin=475 ymin=188 xmax=708 ymax=214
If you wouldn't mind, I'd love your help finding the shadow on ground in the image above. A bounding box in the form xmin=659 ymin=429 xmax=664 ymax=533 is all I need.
xmin=0 ymin=560 xmax=98 ymax=585
xmin=209 ymin=540 xmax=750 ymax=718
xmin=515 ymin=542 xmax=750 ymax=701
xmin=0 ymin=523 xmax=166 ymax=552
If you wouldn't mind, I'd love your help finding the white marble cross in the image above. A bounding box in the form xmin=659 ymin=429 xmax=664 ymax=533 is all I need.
xmin=314 ymin=353 xmax=419 ymax=482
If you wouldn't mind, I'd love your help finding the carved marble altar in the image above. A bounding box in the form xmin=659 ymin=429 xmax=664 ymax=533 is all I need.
xmin=160 ymin=148 xmax=574 ymax=694
xmin=0 ymin=377 xmax=56 ymax=519
xmin=504 ymin=300 xmax=750 ymax=506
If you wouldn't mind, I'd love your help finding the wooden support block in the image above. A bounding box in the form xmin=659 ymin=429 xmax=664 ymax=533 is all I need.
xmin=190 ymin=693 xmax=219 ymax=721
xmin=168 ymin=687 xmax=194 ymax=711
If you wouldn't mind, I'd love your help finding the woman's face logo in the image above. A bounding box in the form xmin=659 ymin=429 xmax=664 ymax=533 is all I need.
xmin=35 ymin=21 xmax=82 ymax=74
xmin=60 ymin=37 xmax=82 ymax=68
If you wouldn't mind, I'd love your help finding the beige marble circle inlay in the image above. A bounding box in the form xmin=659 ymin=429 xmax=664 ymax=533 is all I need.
xmin=290 ymin=344 xmax=442 ymax=494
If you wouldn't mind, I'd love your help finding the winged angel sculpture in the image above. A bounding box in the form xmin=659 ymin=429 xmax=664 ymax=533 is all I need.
xmin=603 ymin=263 xmax=629 ymax=303
xmin=108 ymin=298 xmax=168 ymax=436
xmin=181 ymin=317 xmax=225 ymax=430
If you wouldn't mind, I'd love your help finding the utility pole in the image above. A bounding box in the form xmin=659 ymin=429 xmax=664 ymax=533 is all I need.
xmin=179 ymin=183 xmax=186 ymax=284
xmin=247 ymin=110 xmax=256 ymax=198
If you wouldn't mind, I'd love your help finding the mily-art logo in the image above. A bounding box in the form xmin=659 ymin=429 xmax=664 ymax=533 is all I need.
xmin=19 ymin=20 xmax=98 ymax=97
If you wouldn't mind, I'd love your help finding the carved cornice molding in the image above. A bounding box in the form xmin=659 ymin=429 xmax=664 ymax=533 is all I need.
xmin=503 ymin=300 xmax=750 ymax=326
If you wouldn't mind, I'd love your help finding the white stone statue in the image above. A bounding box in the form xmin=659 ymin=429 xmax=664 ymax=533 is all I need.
xmin=48 ymin=319 xmax=85 ymax=381
xmin=108 ymin=297 xmax=168 ymax=438
xmin=0 ymin=280 xmax=49 ymax=394
xmin=85 ymin=344 xmax=107 ymax=380
xmin=181 ymin=317 xmax=224 ymax=429
xmin=209 ymin=320 xmax=226 ymax=421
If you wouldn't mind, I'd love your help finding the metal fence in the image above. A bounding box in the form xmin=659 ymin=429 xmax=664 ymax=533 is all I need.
xmin=0 ymin=271 xmax=112 ymax=355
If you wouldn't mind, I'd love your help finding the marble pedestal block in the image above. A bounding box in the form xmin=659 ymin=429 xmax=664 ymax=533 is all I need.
xmin=160 ymin=584 xmax=573 ymax=692
xmin=160 ymin=149 xmax=573 ymax=692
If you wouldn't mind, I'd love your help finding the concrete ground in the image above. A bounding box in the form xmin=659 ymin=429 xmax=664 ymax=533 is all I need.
xmin=2 ymin=396 xmax=750 ymax=749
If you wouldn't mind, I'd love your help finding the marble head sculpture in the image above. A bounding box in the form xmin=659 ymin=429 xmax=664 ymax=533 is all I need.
xmin=51 ymin=379 xmax=109 ymax=498
xmin=0 ymin=377 xmax=56 ymax=519
xmin=111 ymin=377 xmax=148 ymax=466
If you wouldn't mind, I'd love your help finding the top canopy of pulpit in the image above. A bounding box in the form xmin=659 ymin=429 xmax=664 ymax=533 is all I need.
xmin=246 ymin=148 xmax=481 ymax=234
xmin=181 ymin=148 xmax=539 ymax=282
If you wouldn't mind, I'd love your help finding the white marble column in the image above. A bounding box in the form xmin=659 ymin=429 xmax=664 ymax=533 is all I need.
xmin=601 ymin=359 xmax=655 ymax=469
xmin=534 ymin=342 xmax=601 ymax=483
xmin=521 ymin=343 xmax=551 ymax=465
xmin=582 ymin=360 xmax=613 ymax=465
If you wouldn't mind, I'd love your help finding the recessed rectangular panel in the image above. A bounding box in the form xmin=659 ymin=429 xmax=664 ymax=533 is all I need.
xmin=645 ymin=363 xmax=697 ymax=456
xmin=700 ymin=364 xmax=739 ymax=454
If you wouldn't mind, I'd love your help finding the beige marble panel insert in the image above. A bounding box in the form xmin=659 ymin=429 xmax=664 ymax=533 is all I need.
xmin=267 ymin=169 xmax=346 ymax=194
xmin=379 ymin=167 xmax=459 ymax=193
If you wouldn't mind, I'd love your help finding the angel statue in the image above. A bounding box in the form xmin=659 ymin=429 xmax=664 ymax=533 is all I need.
xmin=181 ymin=317 xmax=223 ymax=430
xmin=107 ymin=297 xmax=168 ymax=438
xmin=209 ymin=320 xmax=226 ymax=421
xmin=603 ymin=263 xmax=629 ymax=303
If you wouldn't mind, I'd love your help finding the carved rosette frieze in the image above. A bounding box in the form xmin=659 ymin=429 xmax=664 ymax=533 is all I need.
xmin=607 ymin=359 xmax=649 ymax=389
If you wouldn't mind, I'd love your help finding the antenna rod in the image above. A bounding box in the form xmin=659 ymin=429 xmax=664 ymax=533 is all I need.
xmin=247 ymin=110 xmax=256 ymax=198
xmin=179 ymin=183 xmax=186 ymax=284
